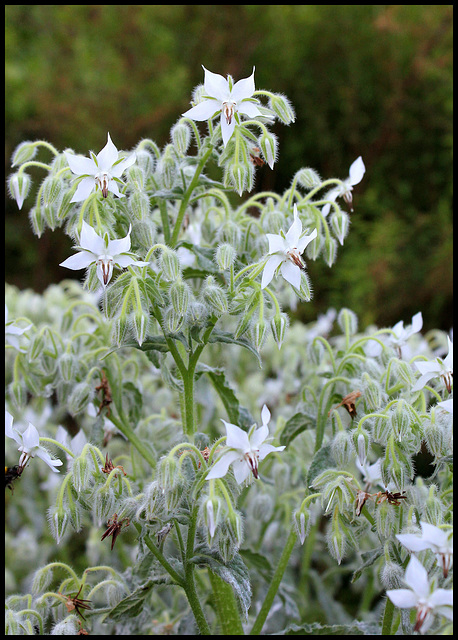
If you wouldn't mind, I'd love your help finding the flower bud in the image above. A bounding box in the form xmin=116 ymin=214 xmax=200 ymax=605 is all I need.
xmin=11 ymin=141 xmax=38 ymax=166
xmin=305 ymin=235 xmax=322 ymax=260
xmin=323 ymin=235 xmax=338 ymax=267
xmin=375 ymin=499 xmax=396 ymax=538
xmin=135 ymin=149 xmax=155 ymax=176
xmin=352 ymin=428 xmax=371 ymax=467
xmin=58 ymin=353 xmax=78 ymax=383
xmin=225 ymin=160 xmax=254 ymax=196
xmin=126 ymin=165 xmax=146 ymax=191
xmin=330 ymin=210 xmax=350 ymax=246
xmin=326 ymin=514 xmax=348 ymax=565
xmin=201 ymin=495 xmax=223 ymax=541
xmin=270 ymin=312 xmax=288 ymax=350
xmin=298 ymin=271 xmax=313 ymax=301
xmin=67 ymin=381 xmax=93 ymax=416
xmin=268 ymin=93 xmax=296 ymax=125
xmin=164 ymin=306 xmax=184 ymax=333
xmin=171 ymin=121 xmax=191 ymax=155
xmin=337 ymin=308 xmax=358 ymax=336
xmin=8 ymin=172 xmax=31 ymax=210
xmin=169 ymin=278 xmax=192 ymax=316
xmin=111 ymin=316 xmax=130 ymax=346
xmin=361 ymin=372 xmax=385 ymax=412
xmin=294 ymin=508 xmax=311 ymax=545
xmin=158 ymin=144 xmax=177 ymax=189
xmin=47 ymin=505 xmax=69 ymax=544
xmin=41 ymin=175 xmax=64 ymax=207
xmin=160 ymin=247 xmax=181 ymax=281
xmin=422 ymin=416 xmax=447 ymax=459
xmin=217 ymin=221 xmax=241 ymax=247
xmin=129 ymin=190 xmax=150 ymax=220
xmin=133 ymin=310 xmax=149 ymax=346
xmin=380 ymin=561 xmax=404 ymax=589
xmin=295 ymin=167 xmax=322 ymax=190
xmin=261 ymin=208 xmax=285 ymax=234
xmin=29 ymin=205 xmax=46 ymax=238
xmin=252 ymin=319 xmax=267 ymax=351
xmin=43 ymin=203 xmax=58 ymax=230
xmin=331 ymin=430 xmax=354 ymax=468
xmin=423 ymin=485 xmax=445 ymax=524
xmin=201 ymin=277 xmax=228 ymax=316
xmin=215 ymin=243 xmax=236 ymax=271
xmin=259 ymin=131 xmax=278 ymax=169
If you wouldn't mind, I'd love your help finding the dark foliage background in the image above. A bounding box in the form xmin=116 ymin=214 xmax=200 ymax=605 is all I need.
xmin=5 ymin=5 xmax=453 ymax=331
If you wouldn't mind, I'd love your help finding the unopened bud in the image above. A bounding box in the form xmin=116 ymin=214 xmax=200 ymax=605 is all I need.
xmin=67 ymin=381 xmax=93 ymax=416
xmin=169 ymin=278 xmax=192 ymax=316
xmin=160 ymin=247 xmax=181 ymax=281
xmin=331 ymin=430 xmax=354 ymax=468
xmin=133 ymin=311 xmax=149 ymax=346
xmin=252 ymin=319 xmax=267 ymax=351
xmin=259 ymin=131 xmax=278 ymax=169
xmin=268 ymin=93 xmax=296 ymax=125
xmin=201 ymin=277 xmax=228 ymax=316
xmin=41 ymin=175 xmax=64 ymax=206
xmin=323 ymin=235 xmax=337 ymax=267
xmin=330 ymin=210 xmax=350 ymax=245
xmin=215 ymin=243 xmax=236 ymax=271
xmin=11 ymin=141 xmax=38 ymax=167
xmin=158 ymin=144 xmax=176 ymax=189
xmin=294 ymin=508 xmax=311 ymax=545
xmin=298 ymin=271 xmax=313 ymax=301
xmin=225 ymin=161 xmax=254 ymax=196
xmin=29 ymin=205 xmax=46 ymax=238
xmin=295 ymin=168 xmax=322 ymax=190
xmin=361 ymin=372 xmax=385 ymax=412
xmin=270 ymin=312 xmax=288 ymax=350
xmin=135 ymin=149 xmax=155 ymax=176
xmin=337 ymin=308 xmax=358 ymax=336
xmin=8 ymin=172 xmax=31 ymax=210
xmin=171 ymin=121 xmax=191 ymax=155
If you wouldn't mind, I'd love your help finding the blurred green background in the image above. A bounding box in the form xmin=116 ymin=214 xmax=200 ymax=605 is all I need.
xmin=5 ymin=5 xmax=453 ymax=331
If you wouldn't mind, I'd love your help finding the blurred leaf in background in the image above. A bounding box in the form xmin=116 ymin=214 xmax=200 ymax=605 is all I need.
xmin=5 ymin=5 xmax=452 ymax=331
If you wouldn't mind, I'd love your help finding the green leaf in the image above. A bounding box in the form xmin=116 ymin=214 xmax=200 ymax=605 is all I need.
xmin=207 ymin=329 xmax=262 ymax=368
xmin=280 ymin=412 xmax=316 ymax=447
xmin=306 ymin=444 xmax=336 ymax=487
xmin=351 ymin=547 xmax=384 ymax=583
xmin=280 ymin=621 xmax=381 ymax=635
xmin=106 ymin=579 xmax=155 ymax=621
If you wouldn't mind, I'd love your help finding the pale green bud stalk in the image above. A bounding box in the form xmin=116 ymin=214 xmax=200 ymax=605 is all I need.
xmin=295 ymin=167 xmax=322 ymax=190
xmin=330 ymin=210 xmax=350 ymax=246
xmin=268 ymin=93 xmax=296 ymax=125
xmin=215 ymin=243 xmax=236 ymax=271
xmin=169 ymin=278 xmax=192 ymax=316
xmin=129 ymin=190 xmax=150 ymax=220
xmin=11 ymin=140 xmax=38 ymax=166
xmin=270 ymin=312 xmax=288 ymax=350
xmin=171 ymin=120 xmax=191 ymax=155
xmin=8 ymin=172 xmax=31 ymax=210
xmin=160 ymin=247 xmax=181 ymax=281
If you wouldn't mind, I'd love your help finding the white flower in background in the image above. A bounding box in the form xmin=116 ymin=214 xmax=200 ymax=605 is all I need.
xmin=386 ymin=311 xmax=423 ymax=356
xmin=206 ymin=405 xmax=285 ymax=484
xmin=412 ymin=337 xmax=453 ymax=393
xmin=396 ymin=521 xmax=453 ymax=578
xmin=437 ymin=398 xmax=453 ymax=414
xmin=64 ymin=133 xmax=136 ymax=203
xmin=5 ymin=304 xmax=31 ymax=351
xmin=5 ymin=411 xmax=63 ymax=473
xmin=386 ymin=555 xmax=453 ymax=634
xmin=182 ymin=66 xmax=264 ymax=147
xmin=60 ymin=221 xmax=148 ymax=288
xmin=325 ymin=156 xmax=366 ymax=211
xmin=261 ymin=204 xmax=317 ymax=290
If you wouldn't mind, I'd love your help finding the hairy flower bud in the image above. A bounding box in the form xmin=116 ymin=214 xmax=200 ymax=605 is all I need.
xmin=58 ymin=353 xmax=78 ymax=383
xmin=268 ymin=93 xmax=296 ymax=125
xmin=29 ymin=205 xmax=46 ymax=237
xmin=361 ymin=372 xmax=385 ymax=412
xmin=201 ymin=277 xmax=228 ymax=316
xmin=171 ymin=120 xmax=191 ymax=155
xmin=323 ymin=235 xmax=338 ymax=267
xmin=8 ymin=172 xmax=31 ymax=210
xmin=133 ymin=310 xmax=149 ymax=346
xmin=67 ymin=381 xmax=93 ymax=416
xmin=330 ymin=210 xmax=350 ymax=246
xmin=294 ymin=508 xmax=311 ymax=545
xmin=331 ymin=430 xmax=354 ymax=468
xmin=295 ymin=167 xmax=322 ymax=190
xmin=11 ymin=140 xmax=38 ymax=167
xmin=160 ymin=247 xmax=181 ymax=281
xmin=135 ymin=149 xmax=156 ymax=176
xmin=259 ymin=131 xmax=278 ymax=169
xmin=270 ymin=312 xmax=288 ymax=350
xmin=169 ymin=278 xmax=192 ymax=316
xmin=215 ymin=243 xmax=236 ymax=271
xmin=376 ymin=499 xmax=396 ymax=538
xmin=337 ymin=308 xmax=358 ymax=336
xmin=252 ymin=319 xmax=267 ymax=352
xmin=158 ymin=144 xmax=177 ymax=189
xmin=129 ymin=190 xmax=150 ymax=220
xmin=298 ymin=271 xmax=313 ymax=301
xmin=225 ymin=160 xmax=254 ymax=196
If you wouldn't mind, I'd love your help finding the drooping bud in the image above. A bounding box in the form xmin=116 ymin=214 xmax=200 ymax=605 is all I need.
xmin=268 ymin=93 xmax=296 ymax=125
xmin=11 ymin=141 xmax=38 ymax=167
xmin=330 ymin=210 xmax=350 ymax=245
xmin=259 ymin=131 xmax=278 ymax=169
xmin=337 ymin=308 xmax=358 ymax=336
xmin=215 ymin=243 xmax=236 ymax=271
xmin=295 ymin=167 xmax=322 ymax=190
xmin=171 ymin=120 xmax=191 ymax=155
xmin=169 ymin=278 xmax=192 ymax=316
xmin=160 ymin=247 xmax=181 ymax=281
xmin=8 ymin=172 xmax=31 ymax=210
xmin=294 ymin=507 xmax=311 ymax=545
xmin=270 ymin=312 xmax=288 ymax=350
xmin=201 ymin=276 xmax=228 ymax=316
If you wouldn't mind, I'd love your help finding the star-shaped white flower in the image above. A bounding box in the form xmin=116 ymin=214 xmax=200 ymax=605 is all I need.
xmin=6 ymin=411 xmax=63 ymax=473
xmin=261 ymin=204 xmax=317 ymax=291
xmin=64 ymin=133 xmax=136 ymax=203
xmin=206 ymin=405 xmax=285 ymax=484
xmin=397 ymin=521 xmax=453 ymax=578
xmin=325 ymin=156 xmax=365 ymax=210
xmin=388 ymin=311 xmax=423 ymax=350
xmin=60 ymin=221 xmax=148 ymax=288
xmin=386 ymin=555 xmax=453 ymax=634
xmin=182 ymin=66 xmax=263 ymax=147
xmin=412 ymin=336 xmax=453 ymax=393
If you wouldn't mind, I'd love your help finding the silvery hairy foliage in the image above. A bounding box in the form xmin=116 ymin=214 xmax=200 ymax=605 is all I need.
xmin=6 ymin=67 xmax=452 ymax=636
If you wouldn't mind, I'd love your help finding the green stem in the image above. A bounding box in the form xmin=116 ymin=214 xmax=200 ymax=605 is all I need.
xmin=381 ymin=594 xmax=396 ymax=635
xmin=249 ymin=528 xmax=297 ymax=635
xmin=184 ymin=506 xmax=211 ymax=634
xmin=209 ymin=571 xmax=244 ymax=635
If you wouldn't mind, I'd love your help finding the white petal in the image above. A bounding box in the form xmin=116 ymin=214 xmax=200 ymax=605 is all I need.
xmin=206 ymin=450 xmax=240 ymax=479
xmin=349 ymin=156 xmax=365 ymax=186
xmin=280 ymin=261 xmax=302 ymax=290
xmin=111 ymin=152 xmax=137 ymax=177
xmin=250 ymin=425 xmax=269 ymax=449
xmin=411 ymin=311 xmax=423 ymax=334
xmin=223 ymin=420 xmax=250 ymax=451
xmin=258 ymin=442 xmax=286 ymax=461
xmin=404 ymin=556 xmax=429 ymax=598
xmin=107 ymin=179 xmax=124 ymax=199
xmin=97 ymin=133 xmax=119 ymax=171
xmin=429 ymin=589 xmax=453 ymax=610
xmin=22 ymin=423 xmax=40 ymax=450
xmin=80 ymin=221 xmax=106 ymax=255
xmin=267 ymin=234 xmax=287 ymax=255
xmin=396 ymin=533 xmax=432 ymax=552
xmin=203 ymin=66 xmax=229 ymax=101
xmin=64 ymin=151 xmax=97 ymax=177
xmin=221 ymin=115 xmax=236 ymax=147
xmin=60 ymin=251 xmax=96 ymax=271
xmin=386 ymin=588 xmax=418 ymax=609
xmin=183 ymin=100 xmax=221 ymax=121
xmin=108 ymin=227 xmax=132 ymax=256
xmin=412 ymin=372 xmax=436 ymax=393
xmin=285 ymin=208 xmax=302 ymax=247
xmin=230 ymin=67 xmax=256 ymax=102
xmin=261 ymin=404 xmax=271 ymax=427
xmin=297 ymin=228 xmax=318 ymax=253
xmin=237 ymin=101 xmax=263 ymax=119
xmin=70 ymin=177 xmax=96 ymax=203
xmin=233 ymin=459 xmax=251 ymax=484
xmin=36 ymin=449 xmax=63 ymax=472
xmin=261 ymin=255 xmax=283 ymax=289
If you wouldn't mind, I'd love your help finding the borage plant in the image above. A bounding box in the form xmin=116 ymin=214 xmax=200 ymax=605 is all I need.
xmin=5 ymin=66 xmax=452 ymax=635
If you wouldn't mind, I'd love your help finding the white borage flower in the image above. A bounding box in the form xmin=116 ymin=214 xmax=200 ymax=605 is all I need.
xmin=60 ymin=221 xmax=149 ymax=288
xmin=5 ymin=410 xmax=63 ymax=473
xmin=396 ymin=521 xmax=453 ymax=578
xmin=64 ymin=133 xmax=136 ymax=203
xmin=206 ymin=405 xmax=285 ymax=485
xmin=261 ymin=204 xmax=317 ymax=291
xmin=324 ymin=156 xmax=366 ymax=211
xmin=386 ymin=311 xmax=423 ymax=357
xmin=182 ymin=66 xmax=264 ymax=147
xmin=386 ymin=555 xmax=453 ymax=634
xmin=5 ymin=304 xmax=32 ymax=351
xmin=412 ymin=336 xmax=453 ymax=393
